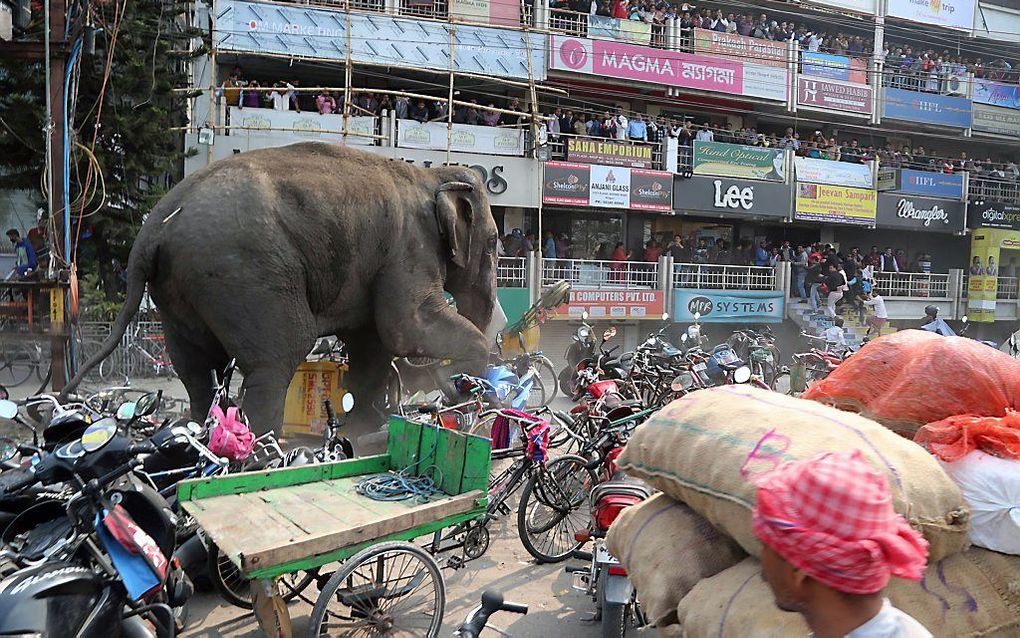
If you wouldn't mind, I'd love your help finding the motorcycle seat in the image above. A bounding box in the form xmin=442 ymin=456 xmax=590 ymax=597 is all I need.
xmin=591 ymin=471 xmax=654 ymax=502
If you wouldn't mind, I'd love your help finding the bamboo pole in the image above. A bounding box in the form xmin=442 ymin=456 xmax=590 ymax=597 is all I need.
xmin=446 ymin=24 xmax=455 ymax=165
xmin=342 ymin=0 xmax=353 ymax=141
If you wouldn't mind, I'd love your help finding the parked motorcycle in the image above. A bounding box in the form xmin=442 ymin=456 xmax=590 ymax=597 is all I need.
xmin=560 ymin=312 xmax=598 ymax=396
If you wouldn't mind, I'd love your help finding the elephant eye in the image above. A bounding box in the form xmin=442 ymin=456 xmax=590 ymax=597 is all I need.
xmin=485 ymin=235 xmax=497 ymax=255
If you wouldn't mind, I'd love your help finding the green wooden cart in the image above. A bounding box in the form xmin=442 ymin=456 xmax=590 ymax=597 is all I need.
xmin=178 ymin=416 xmax=492 ymax=637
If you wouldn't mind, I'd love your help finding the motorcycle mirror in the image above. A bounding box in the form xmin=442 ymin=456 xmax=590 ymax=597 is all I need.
xmin=681 ymin=333 xmax=689 ymax=343
xmin=693 ymin=311 xmax=701 ymax=321
xmin=0 ymin=385 xmax=7 ymax=401
xmin=341 ymin=392 xmax=355 ymax=413
xmin=0 ymin=438 xmax=16 ymax=463
xmin=0 ymin=400 xmax=17 ymax=421
xmin=661 ymin=312 xmax=669 ymax=321
xmin=962 ymin=315 xmax=969 ymax=323
xmin=733 ymin=366 xmax=752 ymax=384
xmin=80 ymin=419 xmax=118 ymax=453
xmin=603 ymin=327 xmax=617 ymax=341
xmin=116 ymin=402 xmax=137 ymax=421
xmin=581 ymin=310 xmax=589 ymax=321
xmin=135 ymin=391 xmax=162 ymax=418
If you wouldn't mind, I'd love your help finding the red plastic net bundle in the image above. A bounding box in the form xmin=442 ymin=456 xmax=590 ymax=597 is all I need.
xmin=914 ymin=412 xmax=1020 ymax=462
xmin=803 ymin=330 xmax=1020 ymax=437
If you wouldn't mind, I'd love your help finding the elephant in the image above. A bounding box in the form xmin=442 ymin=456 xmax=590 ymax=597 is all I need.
xmin=64 ymin=142 xmax=507 ymax=437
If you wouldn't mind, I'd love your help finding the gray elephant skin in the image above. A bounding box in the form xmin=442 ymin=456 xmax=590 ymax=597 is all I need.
xmin=65 ymin=142 xmax=507 ymax=435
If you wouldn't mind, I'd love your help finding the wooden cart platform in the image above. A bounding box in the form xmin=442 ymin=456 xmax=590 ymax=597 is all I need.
xmin=178 ymin=417 xmax=492 ymax=580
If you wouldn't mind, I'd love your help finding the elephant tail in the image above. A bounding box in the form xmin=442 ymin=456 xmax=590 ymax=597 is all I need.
xmin=61 ymin=235 xmax=156 ymax=399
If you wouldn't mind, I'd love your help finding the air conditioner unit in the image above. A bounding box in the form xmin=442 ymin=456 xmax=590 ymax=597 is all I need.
xmin=945 ymin=74 xmax=965 ymax=97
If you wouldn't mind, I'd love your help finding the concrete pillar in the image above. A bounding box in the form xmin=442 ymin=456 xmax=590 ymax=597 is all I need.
xmin=384 ymin=0 xmax=398 ymax=16
xmin=527 ymin=250 xmax=541 ymax=305
xmin=659 ymin=255 xmax=674 ymax=319
xmin=948 ymin=268 xmax=964 ymax=319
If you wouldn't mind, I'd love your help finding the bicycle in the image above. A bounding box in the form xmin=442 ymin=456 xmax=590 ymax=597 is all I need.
xmin=0 ymin=339 xmax=44 ymax=387
xmin=99 ymin=323 xmax=176 ymax=383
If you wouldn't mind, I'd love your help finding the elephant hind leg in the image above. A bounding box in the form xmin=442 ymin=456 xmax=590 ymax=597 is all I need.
xmin=160 ymin=321 xmax=229 ymax=422
xmin=237 ymin=364 xmax=304 ymax=437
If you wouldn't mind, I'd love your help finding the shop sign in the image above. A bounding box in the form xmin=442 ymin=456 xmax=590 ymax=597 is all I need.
xmin=227 ymin=107 xmax=375 ymax=145
xmin=877 ymin=168 xmax=897 ymax=191
xmin=449 ymin=0 xmax=520 ymax=27
xmin=801 ymin=0 xmax=877 ymax=15
xmin=796 ymin=77 xmax=873 ymax=116
xmin=397 ymin=120 xmax=524 ymax=156
xmin=887 ymin=0 xmax=975 ymax=31
xmin=795 ymin=183 xmax=877 ymax=226
xmin=215 ymin=0 xmax=546 ymax=81
xmin=973 ymin=79 xmax=1020 ymax=110
xmin=692 ymin=29 xmax=787 ymax=67
xmin=588 ymin=14 xmax=651 ymax=44
xmin=967 ymin=201 xmax=1020 ymax=231
xmin=542 ymin=161 xmax=672 ymax=212
xmin=972 ymin=102 xmax=1020 ymax=137
xmin=795 ymin=157 xmax=873 ymax=188
xmin=566 ymin=138 xmax=652 ymax=168
xmin=692 ymin=141 xmax=786 ymax=182
xmin=882 ymin=88 xmax=973 ymax=128
xmin=672 ymin=176 xmax=791 ymax=218
xmin=875 ymin=194 xmax=965 ymax=233
xmin=554 ymin=289 xmax=664 ymax=320
xmin=896 ymin=169 xmax=964 ymax=200
xmin=968 ymin=230 xmax=999 ymax=323
xmin=673 ymin=289 xmax=785 ymax=323
xmin=801 ymin=52 xmax=868 ymax=84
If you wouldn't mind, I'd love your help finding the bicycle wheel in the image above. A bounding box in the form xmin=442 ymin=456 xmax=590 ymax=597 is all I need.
xmin=0 ymin=342 xmax=35 ymax=387
xmin=517 ymin=454 xmax=597 ymax=563
xmin=206 ymin=543 xmax=315 ymax=610
xmin=524 ymin=374 xmax=548 ymax=410
xmin=308 ymin=541 xmax=444 ymax=638
xmin=531 ymin=355 xmax=558 ymax=403
xmin=98 ymin=352 xmax=127 ymax=385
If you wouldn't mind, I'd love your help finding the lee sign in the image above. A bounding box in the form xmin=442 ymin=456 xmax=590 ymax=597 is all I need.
xmin=554 ymin=290 xmax=664 ymax=320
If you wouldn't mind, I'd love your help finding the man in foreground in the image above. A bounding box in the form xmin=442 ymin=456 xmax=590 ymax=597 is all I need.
xmin=753 ymin=450 xmax=932 ymax=638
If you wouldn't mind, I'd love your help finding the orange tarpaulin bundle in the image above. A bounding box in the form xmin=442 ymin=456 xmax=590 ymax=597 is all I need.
xmin=914 ymin=412 xmax=1020 ymax=462
xmin=803 ymin=330 xmax=1020 ymax=437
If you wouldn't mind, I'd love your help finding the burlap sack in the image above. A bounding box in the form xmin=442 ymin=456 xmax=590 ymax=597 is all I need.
xmin=605 ymin=493 xmax=746 ymax=626
xmin=616 ymin=385 xmax=970 ymax=560
xmin=677 ymin=550 xmax=1020 ymax=638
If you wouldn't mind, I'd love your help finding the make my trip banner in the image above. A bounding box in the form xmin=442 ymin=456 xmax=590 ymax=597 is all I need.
xmin=673 ymin=289 xmax=785 ymax=323
xmin=566 ymin=138 xmax=653 ymax=168
xmin=554 ymin=289 xmax=664 ymax=320
xmin=795 ymin=183 xmax=877 ymax=226
xmin=692 ymin=141 xmax=786 ymax=182
xmin=973 ymin=79 xmax=1020 ymax=110
xmin=542 ymin=161 xmax=673 ymax=212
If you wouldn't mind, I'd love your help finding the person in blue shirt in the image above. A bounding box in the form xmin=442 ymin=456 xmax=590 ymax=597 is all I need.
xmin=627 ymin=114 xmax=647 ymax=142
xmin=6 ymin=229 xmax=37 ymax=279
xmin=754 ymin=241 xmax=770 ymax=267
xmin=543 ymin=231 xmax=556 ymax=259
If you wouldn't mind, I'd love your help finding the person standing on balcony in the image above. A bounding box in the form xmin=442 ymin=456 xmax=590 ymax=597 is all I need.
xmin=6 ymin=229 xmax=37 ymax=280
xmin=573 ymin=115 xmax=587 ymax=137
xmin=615 ymin=111 xmax=629 ymax=141
xmin=609 ymin=242 xmax=630 ymax=284
xmin=269 ymin=82 xmax=290 ymax=111
xmin=409 ymin=99 xmax=429 ymax=123
xmin=543 ymin=231 xmax=557 ymax=260
xmin=547 ymin=109 xmax=561 ymax=143
xmin=587 ymin=113 xmax=603 ymax=137
xmin=695 ymin=123 xmax=713 ymax=142
xmin=709 ymin=9 xmax=727 ymax=32
xmin=316 ymin=90 xmax=337 ymax=115
xmin=628 ymin=114 xmax=648 ymax=142
xmin=394 ymin=95 xmax=409 ymax=120
xmin=242 ymin=80 xmax=262 ymax=109
xmin=878 ymin=247 xmax=899 ymax=273
xmin=793 ymin=244 xmax=809 ymax=304
xmin=611 ymin=0 xmax=628 ymax=19
xmin=754 ymin=241 xmax=770 ymax=267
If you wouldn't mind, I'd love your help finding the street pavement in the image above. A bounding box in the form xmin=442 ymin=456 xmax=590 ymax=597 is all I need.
xmin=8 ymin=377 xmax=625 ymax=637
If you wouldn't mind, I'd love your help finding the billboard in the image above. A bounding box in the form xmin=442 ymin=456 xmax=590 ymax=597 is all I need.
xmin=449 ymin=0 xmax=520 ymax=27
xmin=887 ymin=0 xmax=975 ymax=31
xmin=692 ymin=29 xmax=787 ymax=67
xmin=795 ymin=157 xmax=873 ymax=188
xmin=802 ymin=0 xmax=877 ymax=14
xmin=692 ymin=141 xmax=786 ymax=181
xmin=875 ymin=194 xmax=965 ymax=233
xmin=897 ymin=169 xmax=965 ymax=200
xmin=566 ymin=138 xmax=653 ymax=168
xmin=588 ymin=14 xmax=651 ymax=44
xmin=554 ymin=289 xmax=664 ymax=320
xmin=795 ymin=183 xmax=877 ymax=226
xmin=397 ymin=120 xmax=524 ymax=156
xmin=801 ymin=52 xmax=868 ymax=83
xmin=882 ymin=88 xmax=973 ymax=128
xmin=673 ymin=289 xmax=785 ymax=323
xmin=215 ymin=0 xmax=546 ymax=81
xmin=542 ymin=161 xmax=672 ymax=212
xmin=796 ymin=77 xmax=873 ymax=116
xmin=973 ymin=103 xmax=1020 ymax=137
xmin=968 ymin=201 xmax=1020 ymax=231
xmin=973 ymin=79 xmax=1020 ymax=110
xmin=226 ymin=107 xmax=375 ymax=146
xmin=673 ymin=176 xmax=792 ymax=218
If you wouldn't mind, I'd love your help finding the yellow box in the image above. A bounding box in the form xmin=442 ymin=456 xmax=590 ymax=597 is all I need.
xmin=283 ymin=361 xmax=348 ymax=436
xmin=500 ymin=323 xmax=540 ymax=357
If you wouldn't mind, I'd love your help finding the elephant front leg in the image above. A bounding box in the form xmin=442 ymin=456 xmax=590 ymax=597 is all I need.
xmin=343 ymin=329 xmax=400 ymax=454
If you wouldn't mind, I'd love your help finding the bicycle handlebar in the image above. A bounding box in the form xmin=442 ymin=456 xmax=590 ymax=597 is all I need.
xmin=454 ymin=590 xmax=528 ymax=638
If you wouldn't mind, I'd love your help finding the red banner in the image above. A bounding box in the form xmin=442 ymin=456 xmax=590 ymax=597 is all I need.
xmin=553 ymin=290 xmax=664 ymax=320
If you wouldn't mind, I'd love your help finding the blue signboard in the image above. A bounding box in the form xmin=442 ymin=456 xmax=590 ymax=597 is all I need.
xmin=802 ymin=52 xmax=852 ymax=81
xmin=897 ymin=169 xmax=965 ymax=200
xmin=883 ymin=88 xmax=972 ymax=128
xmin=674 ymin=289 xmax=785 ymax=323
xmin=973 ymin=79 xmax=1020 ymax=110
xmin=214 ymin=0 xmax=547 ymax=81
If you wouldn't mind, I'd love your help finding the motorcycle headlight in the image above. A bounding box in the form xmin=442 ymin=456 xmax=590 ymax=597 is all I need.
xmin=578 ymin=327 xmax=590 ymax=340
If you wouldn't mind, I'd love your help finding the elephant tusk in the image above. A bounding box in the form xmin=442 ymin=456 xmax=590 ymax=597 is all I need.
xmin=436 ymin=182 xmax=474 ymax=193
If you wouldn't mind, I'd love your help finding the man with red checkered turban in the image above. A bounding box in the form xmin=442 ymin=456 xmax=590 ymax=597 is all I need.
xmin=753 ymin=450 xmax=932 ymax=637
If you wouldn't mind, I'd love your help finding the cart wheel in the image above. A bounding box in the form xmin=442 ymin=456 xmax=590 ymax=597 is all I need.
xmin=517 ymin=454 xmax=597 ymax=563
xmin=308 ymin=541 xmax=445 ymax=638
xmin=207 ymin=543 xmax=315 ymax=610
xmin=463 ymin=524 xmax=490 ymax=560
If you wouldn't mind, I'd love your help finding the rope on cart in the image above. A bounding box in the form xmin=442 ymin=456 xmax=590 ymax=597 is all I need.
xmin=355 ymin=424 xmax=444 ymax=503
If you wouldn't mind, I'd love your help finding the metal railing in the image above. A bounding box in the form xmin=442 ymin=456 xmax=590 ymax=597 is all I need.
xmin=548 ymin=9 xmax=666 ymax=48
xmin=672 ymin=263 xmax=776 ymax=290
xmin=969 ymin=177 xmax=1020 ymax=204
xmin=546 ymin=131 xmax=663 ymax=170
xmin=872 ymin=272 xmax=949 ymax=298
xmin=541 ymin=258 xmax=658 ymax=289
xmin=497 ymin=257 xmax=527 ymax=287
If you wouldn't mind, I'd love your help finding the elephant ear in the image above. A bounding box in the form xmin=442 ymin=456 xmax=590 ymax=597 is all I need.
xmin=434 ymin=181 xmax=476 ymax=269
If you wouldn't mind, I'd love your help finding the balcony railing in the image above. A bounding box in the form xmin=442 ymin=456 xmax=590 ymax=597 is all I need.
xmin=548 ymin=9 xmax=667 ymax=48
xmin=873 ymin=272 xmax=949 ymax=298
xmin=672 ymin=263 xmax=776 ymax=291
xmin=970 ymin=176 xmax=1020 ymax=204
xmin=541 ymin=258 xmax=658 ymax=289
xmin=497 ymin=257 xmax=527 ymax=287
